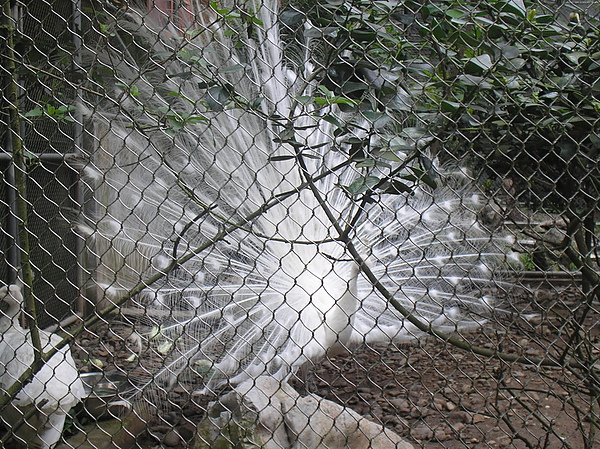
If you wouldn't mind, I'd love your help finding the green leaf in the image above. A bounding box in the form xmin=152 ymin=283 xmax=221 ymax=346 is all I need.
xmin=308 ymin=142 xmax=329 ymax=150
xmin=400 ymin=174 xmax=419 ymax=183
xmin=185 ymin=114 xmax=208 ymax=124
xmin=345 ymin=176 xmax=380 ymax=195
xmin=302 ymin=152 xmax=321 ymax=160
xmin=269 ymin=155 xmax=296 ymax=162
xmin=355 ymin=159 xmax=377 ymax=168
xmin=503 ymin=57 xmax=526 ymax=70
xmin=354 ymin=158 xmax=392 ymax=169
xmin=149 ymin=325 xmax=162 ymax=340
xmin=98 ymin=22 xmax=115 ymax=37
xmin=451 ymin=30 xmax=481 ymax=48
xmin=441 ymin=100 xmax=461 ymax=113
xmin=157 ymin=340 xmax=174 ymax=355
xmin=24 ymin=103 xmax=75 ymax=122
xmin=362 ymin=111 xmax=390 ymax=128
xmin=401 ymin=127 xmax=430 ymax=140
xmin=497 ymin=44 xmax=521 ymax=59
xmin=349 ymin=29 xmax=377 ymax=42
xmin=249 ymin=97 xmax=263 ymax=109
xmin=220 ymin=64 xmax=246 ymax=74
xmin=445 ymin=9 xmax=465 ymax=19
xmin=331 ymin=97 xmax=357 ymax=106
xmin=197 ymin=81 xmax=216 ymax=89
xmin=322 ymin=114 xmax=344 ymax=129
xmin=456 ymin=75 xmax=493 ymax=89
xmin=205 ymin=85 xmax=232 ymax=111
xmin=296 ymin=96 xmax=313 ymax=105
xmin=24 ymin=107 xmax=44 ymax=118
xmin=430 ymin=17 xmax=447 ymax=40
xmin=464 ymin=54 xmax=493 ymax=75
xmin=565 ymin=52 xmax=588 ymax=66
xmin=375 ymin=150 xmax=404 ymax=162
xmin=280 ymin=10 xmax=305 ymax=27
xmin=340 ymin=81 xmax=369 ymax=95
xmin=381 ymin=180 xmax=413 ymax=195
xmin=500 ymin=0 xmax=527 ymax=18
xmin=408 ymin=166 xmax=438 ymax=189
xmin=277 ymin=127 xmax=295 ymax=142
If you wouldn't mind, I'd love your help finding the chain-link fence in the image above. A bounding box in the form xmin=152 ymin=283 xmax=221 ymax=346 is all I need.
xmin=1 ymin=0 xmax=599 ymax=448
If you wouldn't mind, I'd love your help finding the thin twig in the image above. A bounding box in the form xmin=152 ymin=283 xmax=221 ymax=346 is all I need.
xmin=502 ymin=383 xmax=576 ymax=449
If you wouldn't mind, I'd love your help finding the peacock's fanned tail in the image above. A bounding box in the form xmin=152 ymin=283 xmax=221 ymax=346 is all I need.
xmin=79 ymin=0 xmax=516 ymax=393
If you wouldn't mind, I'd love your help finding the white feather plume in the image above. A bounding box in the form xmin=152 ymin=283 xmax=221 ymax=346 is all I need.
xmin=80 ymin=0 xmax=513 ymax=393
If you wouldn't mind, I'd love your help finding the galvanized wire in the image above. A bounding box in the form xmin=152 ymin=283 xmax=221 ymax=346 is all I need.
xmin=0 ymin=1 xmax=599 ymax=449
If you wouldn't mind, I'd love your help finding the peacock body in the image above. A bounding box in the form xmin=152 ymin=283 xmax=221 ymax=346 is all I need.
xmin=0 ymin=285 xmax=85 ymax=449
xmin=80 ymin=0 xmax=516 ymax=393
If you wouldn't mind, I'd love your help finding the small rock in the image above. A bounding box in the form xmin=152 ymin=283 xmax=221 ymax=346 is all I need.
xmin=450 ymin=422 xmax=466 ymax=433
xmin=163 ymin=430 xmax=181 ymax=447
xmin=434 ymin=428 xmax=449 ymax=441
xmin=408 ymin=355 xmax=421 ymax=364
xmin=410 ymin=407 xmax=424 ymax=419
xmin=447 ymin=410 xmax=471 ymax=424
xmin=473 ymin=413 xmax=487 ymax=424
xmin=390 ymin=398 xmax=412 ymax=414
xmin=433 ymin=397 xmax=446 ymax=410
xmin=411 ymin=425 xmax=434 ymax=441
xmin=387 ymin=388 xmax=404 ymax=397
xmin=382 ymin=414 xmax=409 ymax=429
xmin=176 ymin=424 xmax=195 ymax=445
xmin=526 ymin=348 xmax=541 ymax=356
xmin=497 ymin=435 xmax=512 ymax=447
xmin=382 ymin=414 xmax=398 ymax=424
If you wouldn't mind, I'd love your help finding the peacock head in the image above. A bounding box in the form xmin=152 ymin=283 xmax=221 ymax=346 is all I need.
xmin=0 ymin=285 xmax=24 ymax=329
xmin=0 ymin=284 xmax=24 ymax=308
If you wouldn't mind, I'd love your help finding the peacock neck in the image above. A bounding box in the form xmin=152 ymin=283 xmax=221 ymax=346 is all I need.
xmin=0 ymin=302 xmax=22 ymax=333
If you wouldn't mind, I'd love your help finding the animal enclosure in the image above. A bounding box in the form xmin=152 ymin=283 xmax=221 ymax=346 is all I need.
xmin=0 ymin=0 xmax=599 ymax=448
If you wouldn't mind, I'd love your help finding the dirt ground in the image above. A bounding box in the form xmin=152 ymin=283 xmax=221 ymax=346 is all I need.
xmin=43 ymin=284 xmax=600 ymax=449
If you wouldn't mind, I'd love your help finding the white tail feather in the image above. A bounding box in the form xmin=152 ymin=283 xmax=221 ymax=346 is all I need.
xmin=81 ymin=1 xmax=513 ymax=393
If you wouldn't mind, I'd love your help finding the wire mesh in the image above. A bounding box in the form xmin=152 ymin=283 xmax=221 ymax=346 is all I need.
xmin=0 ymin=0 xmax=599 ymax=449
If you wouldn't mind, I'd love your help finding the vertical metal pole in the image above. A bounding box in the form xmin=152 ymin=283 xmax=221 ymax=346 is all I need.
xmin=6 ymin=149 xmax=19 ymax=285
xmin=71 ymin=0 xmax=89 ymax=315
xmin=2 ymin=1 xmax=20 ymax=286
